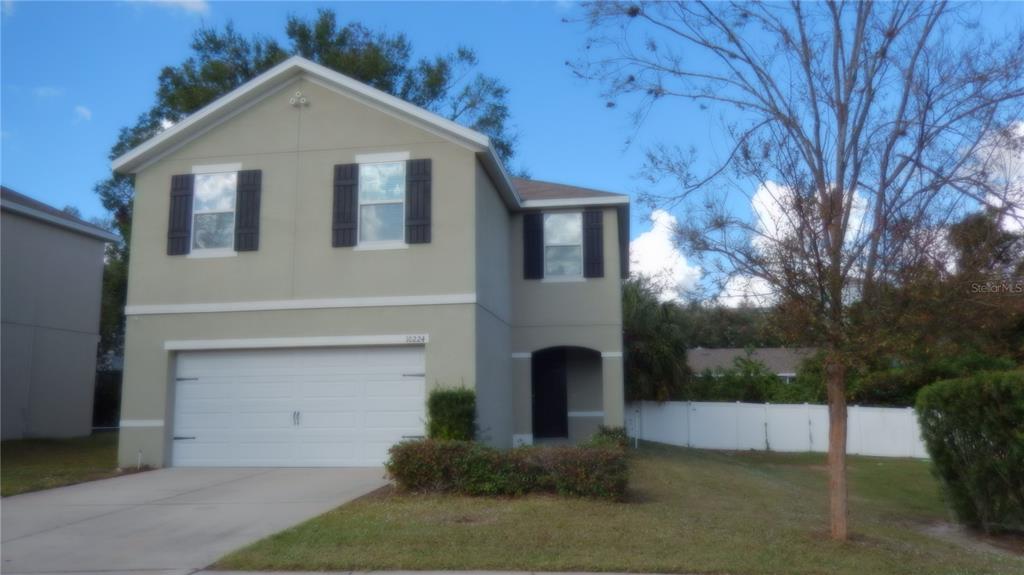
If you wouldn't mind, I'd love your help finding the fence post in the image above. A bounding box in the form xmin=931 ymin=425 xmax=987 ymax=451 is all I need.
xmin=764 ymin=402 xmax=770 ymax=451
xmin=805 ymin=402 xmax=813 ymax=452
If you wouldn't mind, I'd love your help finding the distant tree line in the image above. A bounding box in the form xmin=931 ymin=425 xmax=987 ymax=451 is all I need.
xmin=624 ymin=211 xmax=1024 ymax=407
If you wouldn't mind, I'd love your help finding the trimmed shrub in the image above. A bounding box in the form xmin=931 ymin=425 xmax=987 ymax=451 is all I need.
xmin=916 ymin=370 xmax=1024 ymax=534
xmin=587 ymin=425 xmax=630 ymax=448
xmin=426 ymin=388 xmax=476 ymax=441
xmin=386 ymin=439 xmax=628 ymax=500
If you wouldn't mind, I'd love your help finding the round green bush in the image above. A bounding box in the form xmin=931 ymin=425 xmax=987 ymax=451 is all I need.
xmin=916 ymin=370 xmax=1024 ymax=534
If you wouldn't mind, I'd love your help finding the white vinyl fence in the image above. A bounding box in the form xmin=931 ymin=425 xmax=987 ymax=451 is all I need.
xmin=626 ymin=401 xmax=929 ymax=458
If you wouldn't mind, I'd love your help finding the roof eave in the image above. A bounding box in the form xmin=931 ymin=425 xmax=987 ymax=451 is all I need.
xmin=519 ymin=196 xmax=630 ymax=209
xmin=1 ymin=200 xmax=120 ymax=243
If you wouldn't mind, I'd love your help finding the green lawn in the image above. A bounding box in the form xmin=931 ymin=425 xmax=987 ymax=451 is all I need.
xmin=1 ymin=431 xmax=140 ymax=497
xmin=217 ymin=443 xmax=1023 ymax=575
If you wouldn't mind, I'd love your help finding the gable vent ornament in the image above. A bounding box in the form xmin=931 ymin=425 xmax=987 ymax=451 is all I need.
xmin=289 ymin=90 xmax=309 ymax=107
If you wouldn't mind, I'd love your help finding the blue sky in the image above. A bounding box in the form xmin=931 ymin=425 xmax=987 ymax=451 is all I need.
xmin=1 ymin=0 xmax=699 ymax=227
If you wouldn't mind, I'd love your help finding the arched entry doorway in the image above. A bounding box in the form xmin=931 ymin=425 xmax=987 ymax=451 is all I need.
xmin=531 ymin=346 xmax=602 ymax=441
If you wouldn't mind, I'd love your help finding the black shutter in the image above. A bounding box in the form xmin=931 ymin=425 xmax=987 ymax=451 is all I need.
xmin=523 ymin=212 xmax=544 ymax=279
xmin=583 ymin=208 xmax=604 ymax=278
xmin=405 ymin=159 xmax=431 ymax=244
xmin=167 ymin=174 xmax=194 ymax=255
xmin=333 ymin=164 xmax=358 ymax=247
xmin=234 ymin=170 xmax=261 ymax=251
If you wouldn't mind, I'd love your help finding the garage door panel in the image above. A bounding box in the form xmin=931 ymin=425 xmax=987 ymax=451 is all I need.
xmin=363 ymin=411 xmax=424 ymax=429
xmin=362 ymin=396 xmax=425 ymax=411
xmin=172 ymin=346 xmax=426 ymax=467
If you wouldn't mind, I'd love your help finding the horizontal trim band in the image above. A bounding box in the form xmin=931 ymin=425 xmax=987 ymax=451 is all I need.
xmin=126 ymin=293 xmax=476 ymax=316
xmin=121 ymin=419 xmax=164 ymax=428
xmin=165 ymin=334 xmax=428 ymax=351
xmin=568 ymin=411 xmax=604 ymax=418
xmin=601 ymin=352 xmax=623 ymax=358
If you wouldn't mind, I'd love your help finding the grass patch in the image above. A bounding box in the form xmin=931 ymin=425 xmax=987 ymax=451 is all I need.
xmin=217 ymin=443 xmax=1023 ymax=575
xmin=1 ymin=431 xmax=140 ymax=496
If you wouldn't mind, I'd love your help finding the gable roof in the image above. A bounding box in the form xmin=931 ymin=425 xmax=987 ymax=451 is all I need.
xmin=111 ymin=56 xmax=521 ymax=207
xmin=512 ymin=177 xmax=629 ymax=208
xmin=112 ymin=56 xmax=632 ymax=213
xmin=1 ymin=186 xmax=119 ymax=242
xmin=687 ymin=347 xmax=818 ymax=376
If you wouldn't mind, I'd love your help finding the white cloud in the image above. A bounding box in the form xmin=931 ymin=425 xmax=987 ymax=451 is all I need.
xmin=718 ymin=275 xmax=775 ymax=308
xmin=160 ymin=118 xmax=175 ymax=131
xmin=74 ymin=105 xmax=92 ymax=122
xmin=750 ymin=181 xmax=868 ymax=248
xmin=132 ymin=0 xmax=209 ymax=14
xmin=33 ymin=86 xmax=62 ymax=98
xmin=2 ymin=0 xmax=15 ymax=17
xmin=719 ymin=180 xmax=868 ymax=307
xmin=980 ymin=122 xmax=1024 ymax=233
xmin=629 ymin=209 xmax=701 ymax=302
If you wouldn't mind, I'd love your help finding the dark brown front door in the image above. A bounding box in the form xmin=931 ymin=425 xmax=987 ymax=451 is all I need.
xmin=532 ymin=348 xmax=568 ymax=438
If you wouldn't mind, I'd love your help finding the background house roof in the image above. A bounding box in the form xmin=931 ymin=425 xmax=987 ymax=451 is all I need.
xmin=1 ymin=186 xmax=119 ymax=242
xmin=687 ymin=347 xmax=818 ymax=375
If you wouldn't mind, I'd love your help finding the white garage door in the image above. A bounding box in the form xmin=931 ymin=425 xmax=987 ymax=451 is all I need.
xmin=171 ymin=346 xmax=425 ymax=467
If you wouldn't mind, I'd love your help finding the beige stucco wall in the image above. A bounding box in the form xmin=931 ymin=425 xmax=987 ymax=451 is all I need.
xmin=1 ymin=211 xmax=105 ymax=439
xmin=508 ymin=207 xmax=625 ymax=438
xmin=118 ymin=305 xmax=476 ymax=466
xmin=473 ymin=161 xmax=513 ymax=447
xmin=121 ymin=76 xmax=495 ymax=466
xmin=120 ymin=71 xmax=625 ymax=462
xmin=127 ymin=78 xmax=477 ymax=307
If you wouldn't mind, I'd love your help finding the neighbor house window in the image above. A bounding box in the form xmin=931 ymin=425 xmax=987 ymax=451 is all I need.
xmin=543 ymin=212 xmax=583 ymax=278
xmin=358 ymin=162 xmax=405 ymax=244
xmin=192 ymin=172 xmax=237 ymax=252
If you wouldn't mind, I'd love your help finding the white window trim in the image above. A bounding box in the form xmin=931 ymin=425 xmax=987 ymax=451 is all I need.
xmin=189 ymin=169 xmax=239 ymax=257
xmin=543 ymin=211 xmax=584 ymax=280
xmin=354 ymin=241 xmax=408 ymax=252
xmin=357 ymin=161 xmax=407 ymax=247
xmin=355 ymin=151 xmax=410 ymax=164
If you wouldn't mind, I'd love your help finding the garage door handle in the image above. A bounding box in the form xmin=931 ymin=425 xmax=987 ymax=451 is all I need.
xmin=173 ymin=436 xmax=196 ymax=440
xmin=402 ymin=373 xmax=425 ymax=377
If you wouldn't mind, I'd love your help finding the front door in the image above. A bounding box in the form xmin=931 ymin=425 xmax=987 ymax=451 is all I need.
xmin=531 ymin=348 xmax=568 ymax=438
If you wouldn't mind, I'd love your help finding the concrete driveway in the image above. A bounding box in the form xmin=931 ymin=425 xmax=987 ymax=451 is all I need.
xmin=1 ymin=467 xmax=386 ymax=575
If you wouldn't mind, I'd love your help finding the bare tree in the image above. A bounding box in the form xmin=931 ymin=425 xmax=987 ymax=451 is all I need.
xmin=576 ymin=1 xmax=1024 ymax=540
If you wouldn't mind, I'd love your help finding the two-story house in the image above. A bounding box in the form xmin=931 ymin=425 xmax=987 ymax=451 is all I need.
xmin=113 ymin=57 xmax=628 ymax=468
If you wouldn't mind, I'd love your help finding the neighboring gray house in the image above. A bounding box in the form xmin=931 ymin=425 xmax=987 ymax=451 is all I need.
xmin=111 ymin=57 xmax=629 ymax=468
xmin=1 ymin=187 xmax=118 ymax=439
xmin=687 ymin=347 xmax=818 ymax=382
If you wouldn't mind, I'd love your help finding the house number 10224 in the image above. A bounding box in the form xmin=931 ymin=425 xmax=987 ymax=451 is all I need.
xmin=405 ymin=335 xmax=427 ymax=344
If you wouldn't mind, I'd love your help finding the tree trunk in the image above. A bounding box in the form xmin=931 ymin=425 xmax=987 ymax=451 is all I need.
xmin=825 ymin=355 xmax=849 ymax=540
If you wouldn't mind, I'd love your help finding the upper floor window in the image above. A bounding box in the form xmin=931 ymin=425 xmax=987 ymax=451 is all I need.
xmin=543 ymin=212 xmax=583 ymax=278
xmin=359 ymin=162 xmax=405 ymax=244
xmin=192 ymin=172 xmax=237 ymax=252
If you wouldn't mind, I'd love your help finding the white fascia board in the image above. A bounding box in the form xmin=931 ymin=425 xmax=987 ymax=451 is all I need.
xmin=112 ymin=56 xmax=494 ymax=175
xmin=521 ymin=196 xmax=630 ymax=209
xmin=1 ymin=200 xmax=120 ymax=242
xmin=164 ymin=334 xmax=429 ymax=351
